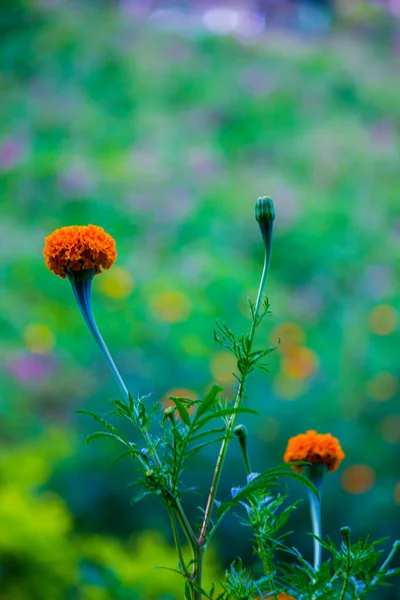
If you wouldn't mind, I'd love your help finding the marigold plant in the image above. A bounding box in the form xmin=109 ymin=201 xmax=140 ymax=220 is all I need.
xmin=42 ymin=198 xmax=400 ymax=600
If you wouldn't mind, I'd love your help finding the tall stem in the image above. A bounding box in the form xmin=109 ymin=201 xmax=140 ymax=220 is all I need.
xmin=198 ymin=253 xmax=270 ymax=547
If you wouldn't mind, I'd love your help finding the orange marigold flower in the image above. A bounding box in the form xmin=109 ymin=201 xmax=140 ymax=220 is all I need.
xmin=284 ymin=430 xmax=345 ymax=473
xmin=43 ymin=225 xmax=117 ymax=278
xmin=278 ymin=594 xmax=296 ymax=600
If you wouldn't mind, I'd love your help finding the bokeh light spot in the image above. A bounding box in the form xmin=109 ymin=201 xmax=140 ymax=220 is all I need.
xmin=270 ymin=322 xmax=306 ymax=353
xmin=368 ymin=304 xmax=398 ymax=336
xmin=378 ymin=415 xmax=400 ymax=443
xmin=341 ymin=465 xmax=376 ymax=494
xmin=150 ymin=290 xmax=192 ymax=323
xmin=210 ymin=352 xmax=237 ymax=385
xmin=98 ymin=266 xmax=134 ymax=299
xmin=23 ymin=324 xmax=55 ymax=354
xmin=394 ymin=481 xmax=400 ymax=504
xmin=273 ymin=373 xmax=306 ymax=400
xmin=366 ymin=371 xmax=398 ymax=401
xmin=163 ymin=388 xmax=197 ymax=417
xmin=281 ymin=347 xmax=318 ymax=380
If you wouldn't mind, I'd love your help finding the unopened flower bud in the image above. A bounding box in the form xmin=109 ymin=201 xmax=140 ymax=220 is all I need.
xmin=255 ymin=196 xmax=275 ymax=266
xmin=340 ymin=526 xmax=351 ymax=546
xmin=234 ymin=424 xmax=251 ymax=475
xmin=234 ymin=424 xmax=248 ymax=440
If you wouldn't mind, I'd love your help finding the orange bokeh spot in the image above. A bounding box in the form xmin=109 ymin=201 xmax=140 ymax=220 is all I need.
xmin=379 ymin=415 xmax=400 ymax=444
xmin=368 ymin=305 xmax=398 ymax=336
xmin=341 ymin=465 xmax=376 ymax=494
xmin=366 ymin=372 xmax=398 ymax=402
xmin=163 ymin=388 xmax=197 ymax=417
xmin=394 ymin=481 xmax=400 ymax=504
xmin=270 ymin=322 xmax=306 ymax=353
xmin=281 ymin=347 xmax=318 ymax=380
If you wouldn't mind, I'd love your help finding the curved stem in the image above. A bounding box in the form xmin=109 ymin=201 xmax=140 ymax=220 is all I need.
xmin=198 ymin=253 xmax=270 ymax=547
xmin=68 ymin=272 xmax=162 ymax=468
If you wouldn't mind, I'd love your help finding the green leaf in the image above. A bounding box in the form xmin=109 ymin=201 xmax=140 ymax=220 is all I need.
xmin=110 ymin=449 xmax=137 ymax=467
xmin=194 ymin=384 xmax=223 ymax=420
xmin=76 ymin=410 xmax=129 ymax=444
xmin=85 ymin=431 xmax=125 ymax=446
xmin=186 ymin=435 xmax=230 ymax=459
xmin=169 ymin=396 xmax=191 ymax=426
xmin=195 ymin=407 xmax=258 ymax=431
xmin=216 ymin=465 xmax=318 ymax=518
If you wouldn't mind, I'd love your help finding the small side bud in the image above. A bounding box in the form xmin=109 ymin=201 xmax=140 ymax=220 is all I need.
xmin=234 ymin=424 xmax=248 ymax=440
xmin=145 ymin=469 xmax=154 ymax=478
xmin=234 ymin=424 xmax=251 ymax=476
xmin=162 ymin=405 xmax=177 ymax=427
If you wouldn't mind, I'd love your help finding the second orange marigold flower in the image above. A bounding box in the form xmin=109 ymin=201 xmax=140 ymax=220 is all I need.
xmin=284 ymin=429 xmax=345 ymax=473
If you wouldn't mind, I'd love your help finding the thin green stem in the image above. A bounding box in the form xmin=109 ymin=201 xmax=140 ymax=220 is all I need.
xmin=198 ymin=253 xmax=270 ymax=547
xmin=339 ymin=572 xmax=350 ymax=600
xmin=167 ymin=504 xmax=189 ymax=578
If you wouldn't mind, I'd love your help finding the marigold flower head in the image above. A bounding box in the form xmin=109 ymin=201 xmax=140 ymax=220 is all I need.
xmin=43 ymin=225 xmax=117 ymax=279
xmin=284 ymin=430 xmax=345 ymax=473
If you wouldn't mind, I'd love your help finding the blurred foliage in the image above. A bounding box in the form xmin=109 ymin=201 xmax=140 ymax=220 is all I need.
xmin=0 ymin=432 xmax=221 ymax=599
xmin=1 ymin=0 xmax=400 ymax=598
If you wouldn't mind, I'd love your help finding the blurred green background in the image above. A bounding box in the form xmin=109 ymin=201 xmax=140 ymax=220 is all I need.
xmin=1 ymin=0 xmax=400 ymax=598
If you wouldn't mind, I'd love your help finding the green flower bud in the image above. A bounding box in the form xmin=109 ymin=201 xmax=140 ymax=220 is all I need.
xmin=234 ymin=424 xmax=251 ymax=475
xmin=340 ymin=526 xmax=351 ymax=546
xmin=255 ymin=196 xmax=275 ymax=268
xmin=234 ymin=424 xmax=248 ymax=440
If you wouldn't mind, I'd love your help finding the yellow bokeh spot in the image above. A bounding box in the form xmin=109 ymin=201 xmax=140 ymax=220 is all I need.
xmin=273 ymin=373 xmax=306 ymax=400
xmin=180 ymin=334 xmax=208 ymax=357
xmin=256 ymin=417 xmax=280 ymax=442
xmin=23 ymin=323 xmax=54 ymax=354
xmin=151 ymin=290 xmax=191 ymax=323
xmin=379 ymin=415 xmax=400 ymax=444
xmin=368 ymin=304 xmax=398 ymax=336
xmin=366 ymin=372 xmax=397 ymax=402
xmin=270 ymin=322 xmax=306 ymax=353
xmin=98 ymin=266 xmax=134 ymax=299
xmin=210 ymin=352 xmax=237 ymax=385
xmin=341 ymin=465 xmax=376 ymax=494
xmin=281 ymin=347 xmax=318 ymax=380
xmin=394 ymin=481 xmax=400 ymax=504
